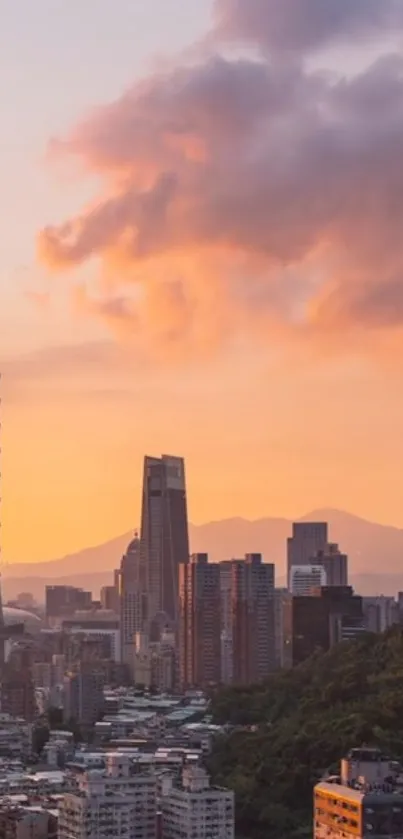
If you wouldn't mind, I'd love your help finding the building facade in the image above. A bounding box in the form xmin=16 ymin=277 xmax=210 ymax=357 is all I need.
xmin=162 ymin=766 xmax=234 ymax=839
xmin=58 ymin=754 xmax=157 ymax=839
xmin=314 ymin=747 xmax=403 ymax=839
xmin=232 ymin=555 xmax=275 ymax=685
xmin=179 ymin=554 xmax=221 ymax=690
xmin=284 ymin=586 xmax=364 ymax=667
xmin=120 ymin=534 xmax=144 ymax=668
xmin=290 ymin=565 xmax=327 ymax=596
xmin=140 ymin=455 xmax=190 ymax=630
xmin=287 ymin=523 xmax=328 ymax=588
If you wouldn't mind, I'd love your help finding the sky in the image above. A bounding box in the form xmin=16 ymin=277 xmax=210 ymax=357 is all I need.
xmin=3 ymin=0 xmax=403 ymax=563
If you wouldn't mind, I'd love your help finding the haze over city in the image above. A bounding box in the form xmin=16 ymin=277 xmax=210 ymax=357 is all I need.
xmin=3 ymin=0 xmax=403 ymax=563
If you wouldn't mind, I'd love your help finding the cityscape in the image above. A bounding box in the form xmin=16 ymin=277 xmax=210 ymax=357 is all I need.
xmin=0 ymin=455 xmax=402 ymax=838
xmin=3 ymin=0 xmax=403 ymax=838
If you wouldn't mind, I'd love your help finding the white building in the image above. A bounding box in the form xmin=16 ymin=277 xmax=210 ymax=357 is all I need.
xmin=290 ymin=565 xmax=326 ymax=596
xmin=58 ymin=753 xmax=156 ymax=839
xmin=162 ymin=765 xmax=234 ymax=839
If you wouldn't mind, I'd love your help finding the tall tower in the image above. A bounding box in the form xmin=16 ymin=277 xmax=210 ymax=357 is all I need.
xmin=140 ymin=455 xmax=189 ymax=629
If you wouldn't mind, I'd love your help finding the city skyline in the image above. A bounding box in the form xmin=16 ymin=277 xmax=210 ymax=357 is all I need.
xmin=4 ymin=0 xmax=403 ymax=563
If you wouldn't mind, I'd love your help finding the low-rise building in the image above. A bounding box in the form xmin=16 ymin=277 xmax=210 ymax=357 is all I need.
xmin=162 ymin=765 xmax=234 ymax=839
xmin=314 ymin=747 xmax=403 ymax=839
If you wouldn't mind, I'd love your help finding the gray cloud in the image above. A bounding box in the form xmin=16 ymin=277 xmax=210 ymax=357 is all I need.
xmin=214 ymin=0 xmax=403 ymax=54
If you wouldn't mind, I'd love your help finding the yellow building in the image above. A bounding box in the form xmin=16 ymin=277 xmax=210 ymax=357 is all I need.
xmin=314 ymin=748 xmax=403 ymax=839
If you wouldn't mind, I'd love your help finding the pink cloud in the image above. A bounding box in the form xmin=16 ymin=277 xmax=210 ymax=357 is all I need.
xmin=37 ymin=3 xmax=403 ymax=362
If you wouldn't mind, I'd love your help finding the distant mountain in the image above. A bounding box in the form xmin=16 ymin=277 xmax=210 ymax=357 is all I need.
xmin=4 ymin=509 xmax=403 ymax=601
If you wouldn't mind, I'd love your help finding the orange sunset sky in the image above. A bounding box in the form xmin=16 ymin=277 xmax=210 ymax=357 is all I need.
xmin=3 ymin=0 xmax=403 ymax=564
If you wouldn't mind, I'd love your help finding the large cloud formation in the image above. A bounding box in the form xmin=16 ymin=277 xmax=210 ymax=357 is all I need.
xmin=38 ymin=0 xmax=403 ymax=360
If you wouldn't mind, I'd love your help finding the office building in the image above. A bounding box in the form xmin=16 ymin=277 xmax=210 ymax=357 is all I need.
xmin=314 ymin=747 xmax=403 ymax=839
xmin=63 ymin=663 xmax=104 ymax=727
xmin=290 ymin=565 xmax=326 ymax=596
xmin=179 ymin=554 xmax=221 ymax=690
xmin=45 ymin=586 xmax=91 ymax=627
xmin=59 ymin=753 xmax=157 ymax=839
xmin=232 ymin=555 xmax=275 ymax=685
xmin=284 ymin=586 xmax=364 ymax=667
xmin=120 ymin=533 xmax=144 ymax=668
xmin=313 ymin=543 xmax=348 ymax=587
xmin=140 ymin=455 xmax=189 ymax=628
xmin=287 ymin=523 xmax=328 ymax=588
xmin=162 ymin=765 xmax=234 ymax=839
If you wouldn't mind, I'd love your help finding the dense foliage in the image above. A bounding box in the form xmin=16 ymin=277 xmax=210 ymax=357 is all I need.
xmin=208 ymin=628 xmax=403 ymax=839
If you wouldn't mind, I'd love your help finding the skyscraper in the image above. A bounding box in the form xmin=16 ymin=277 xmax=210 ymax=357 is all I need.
xmin=140 ymin=455 xmax=189 ymax=629
xmin=179 ymin=554 xmax=221 ymax=690
xmin=232 ymin=554 xmax=275 ymax=685
xmin=287 ymin=522 xmax=328 ymax=588
xmin=290 ymin=564 xmax=326 ymax=596
xmin=120 ymin=533 xmax=145 ymax=667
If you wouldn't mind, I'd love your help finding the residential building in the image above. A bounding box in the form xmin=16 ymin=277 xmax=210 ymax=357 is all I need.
xmin=162 ymin=765 xmax=234 ymax=839
xmin=63 ymin=663 xmax=104 ymax=727
xmin=314 ymin=747 xmax=403 ymax=839
xmin=287 ymin=523 xmax=328 ymax=588
xmin=140 ymin=455 xmax=189 ymax=629
xmin=363 ymin=596 xmax=400 ymax=633
xmin=219 ymin=561 xmax=233 ymax=684
xmin=284 ymin=586 xmax=364 ymax=667
xmin=290 ymin=565 xmax=326 ymax=596
xmin=232 ymin=555 xmax=275 ymax=685
xmin=0 ymin=806 xmax=57 ymax=839
xmin=179 ymin=554 xmax=221 ymax=690
xmin=0 ymin=663 xmax=36 ymax=721
xmin=58 ymin=753 xmax=157 ymax=839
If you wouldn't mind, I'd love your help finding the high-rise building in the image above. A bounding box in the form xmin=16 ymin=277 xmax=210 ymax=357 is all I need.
xmin=162 ymin=765 xmax=234 ymax=839
xmin=45 ymin=586 xmax=92 ymax=627
xmin=140 ymin=455 xmax=189 ymax=629
xmin=58 ymin=753 xmax=157 ymax=839
xmin=100 ymin=584 xmax=119 ymax=612
xmin=287 ymin=523 xmax=328 ymax=588
xmin=283 ymin=586 xmax=364 ymax=667
xmin=363 ymin=596 xmax=400 ymax=633
xmin=290 ymin=565 xmax=327 ymax=596
xmin=120 ymin=533 xmax=144 ymax=667
xmin=313 ymin=543 xmax=348 ymax=587
xmin=0 ymin=662 xmax=36 ymax=721
xmin=232 ymin=554 xmax=275 ymax=685
xmin=179 ymin=554 xmax=221 ymax=690
xmin=63 ymin=662 xmax=105 ymax=727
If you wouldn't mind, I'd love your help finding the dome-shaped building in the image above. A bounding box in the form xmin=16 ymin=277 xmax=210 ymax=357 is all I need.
xmin=3 ymin=606 xmax=42 ymax=633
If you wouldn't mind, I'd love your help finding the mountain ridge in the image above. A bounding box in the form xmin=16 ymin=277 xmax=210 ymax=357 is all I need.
xmin=4 ymin=508 xmax=403 ymax=601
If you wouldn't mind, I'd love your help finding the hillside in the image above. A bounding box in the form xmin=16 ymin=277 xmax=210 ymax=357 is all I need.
xmin=208 ymin=628 xmax=403 ymax=839
xmin=5 ymin=509 xmax=403 ymax=600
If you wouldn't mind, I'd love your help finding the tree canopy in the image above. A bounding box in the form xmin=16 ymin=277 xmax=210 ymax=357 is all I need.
xmin=208 ymin=628 xmax=403 ymax=839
